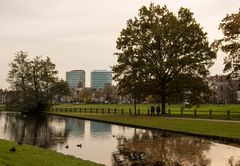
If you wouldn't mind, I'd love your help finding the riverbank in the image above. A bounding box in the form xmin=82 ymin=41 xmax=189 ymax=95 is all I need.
xmin=47 ymin=112 xmax=240 ymax=143
xmin=51 ymin=103 xmax=240 ymax=120
xmin=0 ymin=139 xmax=102 ymax=166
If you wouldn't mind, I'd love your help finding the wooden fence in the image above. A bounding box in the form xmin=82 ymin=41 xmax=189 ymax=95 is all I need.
xmin=50 ymin=107 xmax=240 ymax=120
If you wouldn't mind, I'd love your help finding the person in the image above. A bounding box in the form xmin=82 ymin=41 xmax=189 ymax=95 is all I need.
xmin=156 ymin=106 xmax=161 ymax=116
xmin=150 ymin=106 xmax=155 ymax=117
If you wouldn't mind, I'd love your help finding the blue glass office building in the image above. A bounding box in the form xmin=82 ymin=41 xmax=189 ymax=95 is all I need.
xmin=66 ymin=70 xmax=85 ymax=89
xmin=91 ymin=70 xmax=112 ymax=89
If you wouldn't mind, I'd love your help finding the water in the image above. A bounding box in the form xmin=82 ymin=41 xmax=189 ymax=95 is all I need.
xmin=0 ymin=111 xmax=240 ymax=166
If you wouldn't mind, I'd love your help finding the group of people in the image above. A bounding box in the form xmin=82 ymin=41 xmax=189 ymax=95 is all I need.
xmin=150 ymin=105 xmax=161 ymax=116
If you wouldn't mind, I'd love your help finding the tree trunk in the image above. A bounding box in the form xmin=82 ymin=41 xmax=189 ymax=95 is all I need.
xmin=161 ymin=94 xmax=166 ymax=114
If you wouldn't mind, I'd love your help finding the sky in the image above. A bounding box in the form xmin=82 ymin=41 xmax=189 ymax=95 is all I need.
xmin=0 ymin=0 xmax=239 ymax=89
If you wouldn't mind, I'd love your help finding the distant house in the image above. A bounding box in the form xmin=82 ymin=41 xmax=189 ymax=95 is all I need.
xmin=208 ymin=75 xmax=240 ymax=104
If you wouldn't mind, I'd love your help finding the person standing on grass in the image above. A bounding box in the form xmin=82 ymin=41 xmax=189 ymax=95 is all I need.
xmin=151 ymin=106 xmax=155 ymax=117
xmin=156 ymin=106 xmax=161 ymax=116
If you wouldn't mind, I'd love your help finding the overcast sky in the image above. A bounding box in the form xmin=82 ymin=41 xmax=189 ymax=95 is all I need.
xmin=0 ymin=0 xmax=239 ymax=89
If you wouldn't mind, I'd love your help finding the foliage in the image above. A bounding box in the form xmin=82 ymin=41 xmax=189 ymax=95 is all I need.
xmin=6 ymin=51 xmax=69 ymax=112
xmin=79 ymin=88 xmax=92 ymax=103
xmin=112 ymin=4 xmax=216 ymax=113
xmin=212 ymin=10 xmax=240 ymax=78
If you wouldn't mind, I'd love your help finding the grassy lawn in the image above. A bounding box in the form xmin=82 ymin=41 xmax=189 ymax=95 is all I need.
xmin=0 ymin=139 xmax=102 ymax=166
xmin=47 ymin=112 xmax=240 ymax=140
xmin=51 ymin=103 xmax=240 ymax=120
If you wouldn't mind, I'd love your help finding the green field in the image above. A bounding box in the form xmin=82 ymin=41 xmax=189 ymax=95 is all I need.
xmin=51 ymin=104 xmax=240 ymax=120
xmin=47 ymin=112 xmax=240 ymax=140
xmin=0 ymin=139 xmax=102 ymax=166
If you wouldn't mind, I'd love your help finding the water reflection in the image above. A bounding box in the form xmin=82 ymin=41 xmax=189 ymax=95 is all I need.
xmin=0 ymin=112 xmax=69 ymax=148
xmin=112 ymin=131 xmax=211 ymax=165
xmin=0 ymin=112 xmax=240 ymax=166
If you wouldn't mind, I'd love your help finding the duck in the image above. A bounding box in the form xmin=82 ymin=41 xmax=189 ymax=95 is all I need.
xmin=18 ymin=141 xmax=23 ymax=145
xmin=10 ymin=147 xmax=16 ymax=152
xmin=65 ymin=144 xmax=69 ymax=149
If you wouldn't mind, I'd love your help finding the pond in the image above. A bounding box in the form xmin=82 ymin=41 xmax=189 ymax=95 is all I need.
xmin=0 ymin=111 xmax=240 ymax=166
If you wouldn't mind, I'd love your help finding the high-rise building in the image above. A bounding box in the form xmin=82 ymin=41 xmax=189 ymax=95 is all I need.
xmin=66 ymin=70 xmax=85 ymax=89
xmin=91 ymin=70 xmax=112 ymax=89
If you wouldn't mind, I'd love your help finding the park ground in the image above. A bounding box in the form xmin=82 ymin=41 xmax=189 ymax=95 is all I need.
xmin=0 ymin=139 xmax=102 ymax=166
xmin=48 ymin=103 xmax=240 ymax=141
xmin=51 ymin=103 xmax=240 ymax=120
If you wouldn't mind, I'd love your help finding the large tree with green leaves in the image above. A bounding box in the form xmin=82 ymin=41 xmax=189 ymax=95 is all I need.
xmin=112 ymin=4 xmax=216 ymax=113
xmin=212 ymin=10 xmax=240 ymax=78
xmin=7 ymin=51 xmax=69 ymax=112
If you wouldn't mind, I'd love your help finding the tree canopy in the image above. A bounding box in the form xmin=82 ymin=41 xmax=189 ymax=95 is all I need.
xmin=112 ymin=4 xmax=216 ymax=113
xmin=213 ymin=10 xmax=240 ymax=78
xmin=6 ymin=51 xmax=69 ymax=112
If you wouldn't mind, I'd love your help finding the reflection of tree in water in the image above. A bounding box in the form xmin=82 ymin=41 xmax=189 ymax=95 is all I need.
xmin=2 ymin=112 xmax=69 ymax=148
xmin=228 ymin=156 xmax=240 ymax=166
xmin=112 ymin=130 xmax=211 ymax=166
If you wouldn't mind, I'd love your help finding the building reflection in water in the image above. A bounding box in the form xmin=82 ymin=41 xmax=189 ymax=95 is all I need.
xmin=90 ymin=121 xmax=112 ymax=138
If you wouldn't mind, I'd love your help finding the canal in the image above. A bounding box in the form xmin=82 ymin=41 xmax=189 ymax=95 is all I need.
xmin=0 ymin=111 xmax=239 ymax=165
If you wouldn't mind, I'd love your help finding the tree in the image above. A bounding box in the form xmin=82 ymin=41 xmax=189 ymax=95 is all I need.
xmin=112 ymin=4 xmax=216 ymax=113
xmin=79 ymin=88 xmax=92 ymax=103
xmin=51 ymin=79 xmax=70 ymax=102
xmin=212 ymin=10 xmax=240 ymax=78
xmin=7 ymin=51 xmax=68 ymax=112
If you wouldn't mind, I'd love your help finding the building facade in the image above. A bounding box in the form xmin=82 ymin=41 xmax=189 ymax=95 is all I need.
xmin=208 ymin=75 xmax=240 ymax=103
xmin=66 ymin=70 xmax=85 ymax=89
xmin=91 ymin=70 xmax=112 ymax=89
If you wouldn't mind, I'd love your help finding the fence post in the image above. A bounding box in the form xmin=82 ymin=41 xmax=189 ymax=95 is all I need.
xmin=129 ymin=108 xmax=131 ymax=115
xmin=138 ymin=109 xmax=140 ymax=115
xmin=96 ymin=108 xmax=98 ymax=113
xmin=75 ymin=108 xmax=76 ymax=112
xmin=147 ymin=109 xmax=150 ymax=116
xmin=114 ymin=108 xmax=116 ymax=114
xmin=108 ymin=108 xmax=110 ymax=114
xmin=70 ymin=108 xmax=72 ymax=112
xmin=168 ymin=109 xmax=171 ymax=115
xmin=80 ymin=108 xmax=81 ymax=112
xmin=85 ymin=108 xmax=86 ymax=113
xmin=194 ymin=109 xmax=197 ymax=117
xmin=181 ymin=108 xmax=183 ymax=117
xmin=122 ymin=108 xmax=124 ymax=115
xmin=90 ymin=108 xmax=92 ymax=113
xmin=102 ymin=108 xmax=104 ymax=114
xmin=209 ymin=109 xmax=212 ymax=118
xmin=227 ymin=110 xmax=230 ymax=119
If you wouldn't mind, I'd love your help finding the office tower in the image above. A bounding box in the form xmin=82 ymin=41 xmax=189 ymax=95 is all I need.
xmin=91 ymin=70 xmax=112 ymax=89
xmin=66 ymin=70 xmax=85 ymax=89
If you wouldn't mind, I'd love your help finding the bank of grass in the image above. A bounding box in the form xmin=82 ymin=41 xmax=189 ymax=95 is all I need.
xmin=48 ymin=112 xmax=240 ymax=141
xmin=0 ymin=139 xmax=102 ymax=166
xmin=52 ymin=103 xmax=240 ymax=120
xmin=53 ymin=103 xmax=240 ymax=111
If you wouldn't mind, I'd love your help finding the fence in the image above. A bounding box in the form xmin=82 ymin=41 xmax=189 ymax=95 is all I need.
xmin=50 ymin=107 xmax=240 ymax=120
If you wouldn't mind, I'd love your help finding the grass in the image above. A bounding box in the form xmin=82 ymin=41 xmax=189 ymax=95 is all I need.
xmin=47 ymin=112 xmax=240 ymax=140
xmin=0 ymin=139 xmax=102 ymax=166
xmin=52 ymin=103 xmax=240 ymax=120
